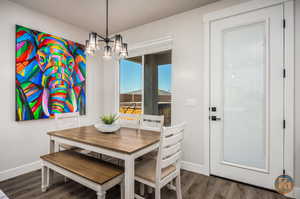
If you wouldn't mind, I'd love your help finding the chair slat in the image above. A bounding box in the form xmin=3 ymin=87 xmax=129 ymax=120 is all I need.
xmin=162 ymin=142 xmax=181 ymax=159
xmin=118 ymin=113 xmax=140 ymax=129
xmin=161 ymin=151 xmax=182 ymax=169
xmin=162 ymin=132 xmax=183 ymax=148
xmin=54 ymin=112 xmax=80 ymax=131
xmin=118 ymin=113 xmax=140 ymax=120
xmin=164 ymin=124 xmax=185 ymax=137
xmin=141 ymin=114 xmax=164 ymax=121
xmin=140 ymin=114 xmax=164 ymax=132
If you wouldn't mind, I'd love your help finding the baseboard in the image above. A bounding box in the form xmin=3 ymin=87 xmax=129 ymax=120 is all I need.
xmin=181 ymin=161 xmax=209 ymax=176
xmin=0 ymin=161 xmax=41 ymax=182
xmin=294 ymin=187 xmax=300 ymax=199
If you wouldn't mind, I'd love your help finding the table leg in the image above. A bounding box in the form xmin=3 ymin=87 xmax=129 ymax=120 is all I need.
xmin=48 ymin=139 xmax=55 ymax=186
xmin=124 ymin=156 xmax=135 ymax=199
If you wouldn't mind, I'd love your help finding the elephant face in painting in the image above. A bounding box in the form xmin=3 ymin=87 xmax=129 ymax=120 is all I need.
xmin=36 ymin=34 xmax=77 ymax=116
xmin=15 ymin=25 xmax=86 ymax=121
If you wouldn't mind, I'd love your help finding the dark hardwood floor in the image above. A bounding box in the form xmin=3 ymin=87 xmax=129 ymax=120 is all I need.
xmin=0 ymin=169 xmax=288 ymax=199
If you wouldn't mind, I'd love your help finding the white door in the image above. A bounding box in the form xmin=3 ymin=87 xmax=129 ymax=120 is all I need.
xmin=210 ymin=4 xmax=284 ymax=189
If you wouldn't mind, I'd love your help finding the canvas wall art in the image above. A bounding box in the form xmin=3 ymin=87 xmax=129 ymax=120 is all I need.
xmin=16 ymin=25 xmax=86 ymax=121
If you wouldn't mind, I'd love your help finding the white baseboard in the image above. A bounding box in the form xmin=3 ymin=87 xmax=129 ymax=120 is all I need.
xmin=295 ymin=187 xmax=300 ymax=199
xmin=181 ymin=161 xmax=209 ymax=176
xmin=0 ymin=161 xmax=41 ymax=182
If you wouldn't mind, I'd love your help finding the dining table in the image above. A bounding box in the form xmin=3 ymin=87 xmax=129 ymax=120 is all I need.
xmin=47 ymin=125 xmax=161 ymax=199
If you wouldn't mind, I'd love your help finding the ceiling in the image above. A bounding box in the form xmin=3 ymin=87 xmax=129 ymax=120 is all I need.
xmin=9 ymin=0 xmax=219 ymax=35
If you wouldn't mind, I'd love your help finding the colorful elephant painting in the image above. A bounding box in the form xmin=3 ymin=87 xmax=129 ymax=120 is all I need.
xmin=16 ymin=25 xmax=86 ymax=121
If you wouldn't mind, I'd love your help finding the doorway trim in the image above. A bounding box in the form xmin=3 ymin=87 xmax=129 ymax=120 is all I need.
xmin=203 ymin=0 xmax=294 ymax=196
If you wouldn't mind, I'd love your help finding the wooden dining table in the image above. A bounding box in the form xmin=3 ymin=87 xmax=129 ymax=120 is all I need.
xmin=47 ymin=125 xmax=161 ymax=199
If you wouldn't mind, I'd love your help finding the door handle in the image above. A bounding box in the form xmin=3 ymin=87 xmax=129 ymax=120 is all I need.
xmin=210 ymin=116 xmax=221 ymax=121
xmin=209 ymin=107 xmax=217 ymax=112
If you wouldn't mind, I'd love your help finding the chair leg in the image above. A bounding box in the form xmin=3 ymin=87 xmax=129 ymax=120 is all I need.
xmin=97 ymin=191 xmax=106 ymax=199
xmin=176 ymin=175 xmax=182 ymax=199
xmin=47 ymin=168 xmax=54 ymax=187
xmin=140 ymin=183 xmax=145 ymax=196
xmin=155 ymin=187 xmax=160 ymax=199
xmin=121 ymin=181 xmax=125 ymax=199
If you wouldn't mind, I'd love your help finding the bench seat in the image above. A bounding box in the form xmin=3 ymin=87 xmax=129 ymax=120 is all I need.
xmin=40 ymin=150 xmax=124 ymax=199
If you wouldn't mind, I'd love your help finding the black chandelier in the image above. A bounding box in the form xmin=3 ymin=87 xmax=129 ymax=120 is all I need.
xmin=85 ymin=0 xmax=128 ymax=59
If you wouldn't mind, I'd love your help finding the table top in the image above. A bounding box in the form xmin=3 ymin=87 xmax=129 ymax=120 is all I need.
xmin=48 ymin=125 xmax=160 ymax=154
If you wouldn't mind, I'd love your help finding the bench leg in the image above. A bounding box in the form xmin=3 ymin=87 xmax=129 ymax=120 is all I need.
xmin=97 ymin=191 xmax=106 ymax=199
xmin=41 ymin=165 xmax=48 ymax=192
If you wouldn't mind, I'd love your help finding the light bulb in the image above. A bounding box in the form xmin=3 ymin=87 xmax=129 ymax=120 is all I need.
xmin=85 ymin=40 xmax=95 ymax=55
xmin=113 ymin=34 xmax=123 ymax=53
xmin=120 ymin=43 xmax=128 ymax=58
xmin=88 ymin=32 xmax=97 ymax=50
xmin=103 ymin=45 xmax=112 ymax=59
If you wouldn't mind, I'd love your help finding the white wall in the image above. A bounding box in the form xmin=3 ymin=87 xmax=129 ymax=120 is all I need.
xmin=103 ymin=0 xmax=250 ymax=170
xmin=103 ymin=0 xmax=300 ymax=187
xmin=0 ymin=0 xmax=103 ymax=178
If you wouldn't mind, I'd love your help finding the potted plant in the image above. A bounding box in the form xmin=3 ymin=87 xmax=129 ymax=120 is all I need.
xmin=94 ymin=114 xmax=120 ymax=133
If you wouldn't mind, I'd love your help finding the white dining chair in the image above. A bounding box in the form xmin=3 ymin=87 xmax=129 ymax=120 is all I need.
xmin=135 ymin=122 xmax=186 ymax=199
xmin=118 ymin=113 xmax=141 ymax=129
xmin=138 ymin=114 xmax=165 ymax=194
xmin=139 ymin=114 xmax=164 ymax=132
xmin=139 ymin=114 xmax=164 ymax=161
xmin=54 ymin=112 xmax=80 ymax=151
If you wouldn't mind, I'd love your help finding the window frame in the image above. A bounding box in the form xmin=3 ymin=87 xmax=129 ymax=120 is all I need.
xmin=115 ymin=36 xmax=173 ymax=121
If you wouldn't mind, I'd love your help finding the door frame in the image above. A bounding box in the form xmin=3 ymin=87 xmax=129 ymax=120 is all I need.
xmin=203 ymin=0 xmax=294 ymax=195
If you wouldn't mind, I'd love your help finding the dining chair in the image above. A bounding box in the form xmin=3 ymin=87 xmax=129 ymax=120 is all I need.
xmin=134 ymin=122 xmax=186 ymax=199
xmin=54 ymin=112 xmax=80 ymax=151
xmin=139 ymin=114 xmax=164 ymax=162
xmin=139 ymin=114 xmax=164 ymax=132
xmin=138 ymin=114 xmax=165 ymax=194
xmin=118 ymin=113 xmax=141 ymax=129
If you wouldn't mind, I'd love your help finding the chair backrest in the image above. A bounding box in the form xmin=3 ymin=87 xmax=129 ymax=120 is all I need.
xmin=156 ymin=122 xmax=186 ymax=183
xmin=54 ymin=112 xmax=80 ymax=130
xmin=140 ymin=114 xmax=164 ymax=132
xmin=118 ymin=113 xmax=141 ymax=129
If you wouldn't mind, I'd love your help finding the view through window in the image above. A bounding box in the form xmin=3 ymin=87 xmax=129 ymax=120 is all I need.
xmin=119 ymin=50 xmax=172 ymax=126
xmin=119 ymin=56 xmax=142 ymax=114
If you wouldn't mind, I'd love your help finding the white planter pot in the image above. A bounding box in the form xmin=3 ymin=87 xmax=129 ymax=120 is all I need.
xmin=94 ymin=122 xmax=120 ymax=133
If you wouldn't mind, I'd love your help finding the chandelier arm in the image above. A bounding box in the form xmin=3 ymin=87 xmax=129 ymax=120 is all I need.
xmin=95 ymin=34 xmax=106 ymax=40
xmin=97 ymin=39 xmax=106 ymax=43
xmin=109 ymin=35 xmax=117 ymax=40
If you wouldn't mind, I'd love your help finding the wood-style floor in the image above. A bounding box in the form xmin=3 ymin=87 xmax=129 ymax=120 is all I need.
xmin=0 ymin=169 xmax=288 ymax=199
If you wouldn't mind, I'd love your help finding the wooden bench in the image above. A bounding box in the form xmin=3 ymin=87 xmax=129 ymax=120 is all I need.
xmin=40 ymin=150 xmax=124 ymax=199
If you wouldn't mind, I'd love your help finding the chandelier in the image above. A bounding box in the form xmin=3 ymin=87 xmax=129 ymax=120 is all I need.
xmin=85 ymin=0 xmax=128 ymax=59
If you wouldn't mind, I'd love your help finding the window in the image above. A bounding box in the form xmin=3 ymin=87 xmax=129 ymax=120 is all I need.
xmin=119 ymin=50 xmax=172 ymax=126
xmin=119 ymin=56 xmax=142 ymax=115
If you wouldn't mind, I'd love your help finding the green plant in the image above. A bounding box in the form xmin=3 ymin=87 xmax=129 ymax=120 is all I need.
xmin=100 ymin=114 xmax=118 ymax=125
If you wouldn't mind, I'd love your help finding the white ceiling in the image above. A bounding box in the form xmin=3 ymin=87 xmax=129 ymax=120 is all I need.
xmin=9 ymin=0 xmax=219 ymax=34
